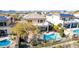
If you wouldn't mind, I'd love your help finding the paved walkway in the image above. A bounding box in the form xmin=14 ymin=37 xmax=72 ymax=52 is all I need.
xmin=44 ymin=40 xmax=78 ymax=48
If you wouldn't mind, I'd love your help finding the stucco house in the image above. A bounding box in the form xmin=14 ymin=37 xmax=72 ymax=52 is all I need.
xmin=0 ymin=16 xmax=11 ymax=37
xmin=46 ymin=14 xmax=76 ymax=26
xmin=46 ymin=14 xmax=63 ymax=25
xmin=60 ymin=14 xmax=75 ymax=21
xmin=22 ymin=13 xmax=50 ymax=32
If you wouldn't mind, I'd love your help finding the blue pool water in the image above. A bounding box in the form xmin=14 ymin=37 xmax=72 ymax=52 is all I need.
xmin=73 ymin=29 xmax=79 ymax=35
xmin=43 ymin=33 xmax=61 ymax=41
xmin=0 ymin=39 xmax=11 ymax=48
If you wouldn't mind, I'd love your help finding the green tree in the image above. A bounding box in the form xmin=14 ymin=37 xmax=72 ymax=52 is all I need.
xmin=52 ymin=24 xmax=60 ymax=32
xmin=11 ymin=22 xmax=39 ymax=42
xmin=52 ymin=23 xmax=64 ymax=37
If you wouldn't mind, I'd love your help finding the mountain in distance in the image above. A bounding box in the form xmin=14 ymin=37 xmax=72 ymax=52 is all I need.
xmin=0 ymin=10 xmax=16 ymax=13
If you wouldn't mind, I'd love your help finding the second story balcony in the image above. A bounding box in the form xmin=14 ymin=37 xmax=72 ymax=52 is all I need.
xmin=0 ymin=22 xmax=7 ymax=27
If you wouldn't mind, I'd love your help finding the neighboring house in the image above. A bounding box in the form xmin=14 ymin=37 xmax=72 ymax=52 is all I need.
xmin=60 ymin=14 xmax=79 ymax=37
xmin=59 ymin=14 xmax=79 ymax=29
xmin=22 ymin=13 xmax=50 ymax=32
xmin=46 ymin=13 xmax=79 ymax=38
xmin=46 ymin=14 xmax=76 ymax=26
xmin=63 ymin=19 xmax=79 ymax=29
xmin=0 ymin=16 xmax=11 ymax=37
xmin=60 ymin=14 xmax=75 ymax=21
xmin=64 ymin=19 xmax=79 ymax=38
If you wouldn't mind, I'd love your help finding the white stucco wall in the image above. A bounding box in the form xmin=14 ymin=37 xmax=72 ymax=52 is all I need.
xmin=74 ymin=14 xmax=79 ymax=17
xmin=46 ymin=14 xmax=63 ymax=25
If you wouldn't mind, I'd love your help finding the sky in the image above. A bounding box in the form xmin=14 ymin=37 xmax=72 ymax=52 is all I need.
xmin=0 ymin=0 xmax=79 ymax=11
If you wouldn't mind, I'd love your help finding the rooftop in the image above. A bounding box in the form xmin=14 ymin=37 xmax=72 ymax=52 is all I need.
xmin=60 ymin=14 xmax=74 ymax=17
xmin=23 ymin=13 xmax=45 ymax=19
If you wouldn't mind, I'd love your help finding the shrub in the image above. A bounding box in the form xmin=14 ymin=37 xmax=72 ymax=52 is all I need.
xmin=30 ymin=40 xmax=39 ymax=46
xmin=77 ymin=40 xmax=79 ymax=43
xmin=52 ymin=40 xmax=57 ymax=45
xmin=58 ymin=28 xmax=64 ymax=37
xmin=56 ymin=45 xmax=63 ymax=48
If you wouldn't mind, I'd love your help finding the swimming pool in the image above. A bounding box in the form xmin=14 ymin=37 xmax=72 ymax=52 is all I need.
xmin=43 ymin=33 xmax=61 ymax=41
xmin=73 ymin=29 xmax=79 ymax=35
xmin=0 ymin=39 xmax=12 ymax=48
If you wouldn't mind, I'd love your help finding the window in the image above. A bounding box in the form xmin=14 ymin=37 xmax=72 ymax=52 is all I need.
xmin=4 ymin=22 xmax=6 ymax=26
xmin=38 ymin=20 xmax=44 ymax=23
xmin=27 ymin=20 xmax=32 ymax=23
xmin=0 ymin=22 xmax=6 ymax=26
xmin=0 ymin=30 xmax=7 ymax=36
xmin=65 ymin=18 xmax=70 ymax=21
xmin=40 ymin=20 xmax=43 ymax=23
xmin=39 ymin=27 xmax=47 ymax=32
xmin=71 ymin=23 xmax=78 ymax=28
xmin=64 ymin=23 xmax=71 ymax=28
xmin=62 ymin=18 xmax=65 ymax=21
xmin=0 ymin=22 xmax=3 ymax=26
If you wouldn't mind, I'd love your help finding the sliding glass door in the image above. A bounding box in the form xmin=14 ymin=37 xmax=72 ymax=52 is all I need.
xmin=0 ymin=30 xmax=7 ymax=37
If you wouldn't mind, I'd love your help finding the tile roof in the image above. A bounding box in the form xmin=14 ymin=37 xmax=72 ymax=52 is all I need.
xmin=23 ymin=13 xmax=45 ymax=19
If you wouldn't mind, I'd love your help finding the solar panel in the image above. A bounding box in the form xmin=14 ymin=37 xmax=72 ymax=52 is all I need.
xmin=60 ymin=14 xmax=74 ymax=17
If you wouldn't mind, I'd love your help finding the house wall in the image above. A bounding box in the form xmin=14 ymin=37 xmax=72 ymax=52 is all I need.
xmin=33 ymin=19 xmax=45 ymax=25
xmin=23 ymin=18 xmax=48 ymax=32
xmin=25 ymin=18 xmax=45 ymax=26
xmin=32 ymin=19 xmax=38 ymax=25
xmin=0 ymin=27 xmax=11 ymax=34
xmin=46 ymin=14 xmax=63 ymax=25
xmin=0 ymin=20 xmax=11 ymax=36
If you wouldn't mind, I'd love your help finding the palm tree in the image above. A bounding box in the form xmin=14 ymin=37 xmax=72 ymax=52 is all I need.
xmin=51 ymin=24 xmax=59 ymax=32
xmin=52 ymin=23 xmax=64 ymax=37
xmin=11 ymin=21 xmax=39 ymax=44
